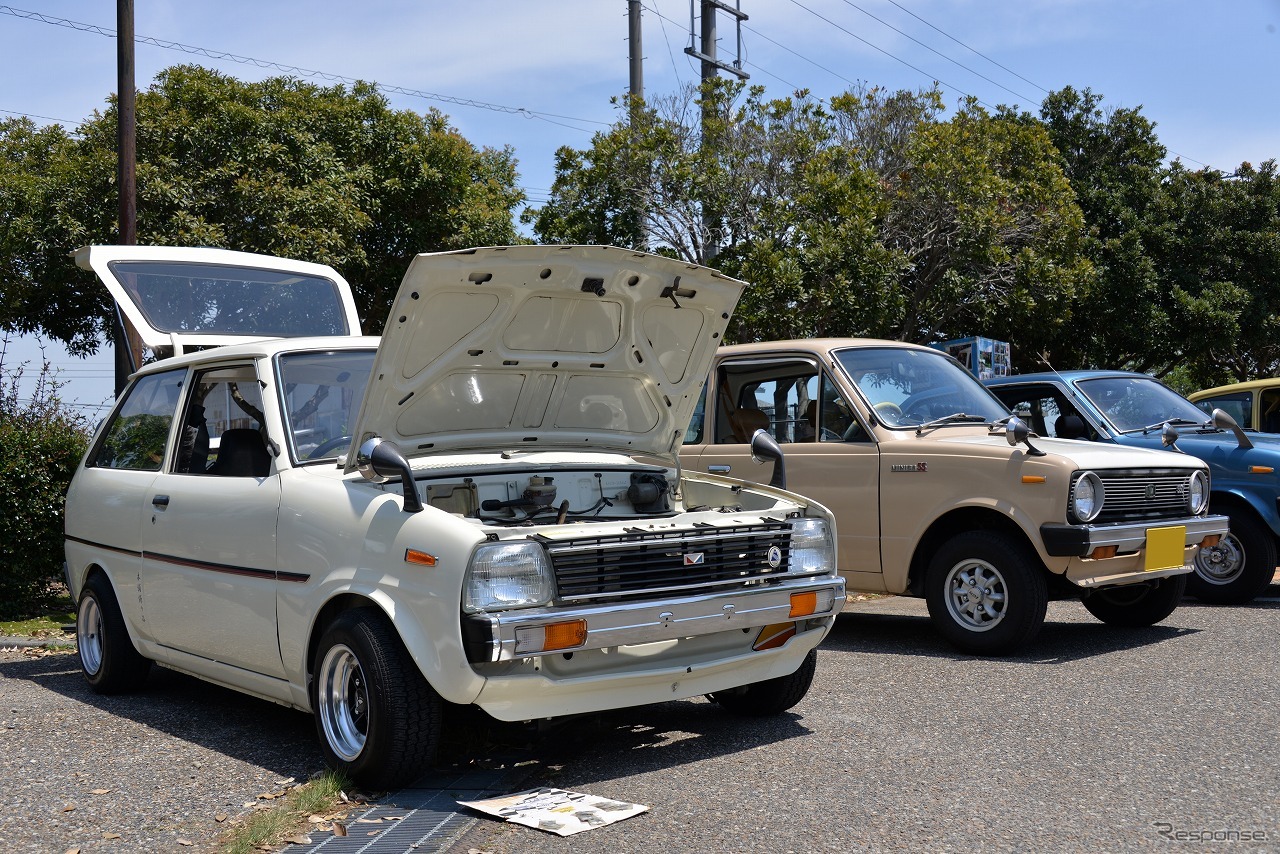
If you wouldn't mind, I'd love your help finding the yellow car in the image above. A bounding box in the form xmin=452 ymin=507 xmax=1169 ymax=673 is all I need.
xmin=1189 ymin=379 xmax=1280 ymax=433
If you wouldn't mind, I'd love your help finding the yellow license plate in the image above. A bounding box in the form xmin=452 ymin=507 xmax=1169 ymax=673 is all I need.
xmin=1144 ymin=525 xmax=1186 ymax=571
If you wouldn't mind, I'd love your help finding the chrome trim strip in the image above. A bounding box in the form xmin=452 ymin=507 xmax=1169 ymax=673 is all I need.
xmin=1080 ymin=514 xmax=1229 ymax=552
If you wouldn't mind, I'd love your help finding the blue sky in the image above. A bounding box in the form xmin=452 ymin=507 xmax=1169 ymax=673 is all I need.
xmin=4 ymin=0 xmax=1280 ymax=412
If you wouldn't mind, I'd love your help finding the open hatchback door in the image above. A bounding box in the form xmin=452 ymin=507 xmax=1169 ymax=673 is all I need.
xmin=75 ymin=245 xmax=362 ymax=359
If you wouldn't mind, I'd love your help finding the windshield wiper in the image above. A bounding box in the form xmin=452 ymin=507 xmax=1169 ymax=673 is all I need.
xmin=915 ymin=413 xmax=990 ymax=434
xmin=1122 ymin=418 xmax=1202 ymax=435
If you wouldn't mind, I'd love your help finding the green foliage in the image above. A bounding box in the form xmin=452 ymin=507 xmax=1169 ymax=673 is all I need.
xmin=0 ymin=340 xmax=92 ymax=618
xmin=0 ymin=65 xmax=524 ymax=353
xmin=532 ymin=83 xmax=1090 ymax=353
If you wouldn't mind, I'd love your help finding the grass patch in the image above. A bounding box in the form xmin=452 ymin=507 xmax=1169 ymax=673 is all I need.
xmin=0 ymin=607 xmax=76 ymax=639
xmin=220 ymin=769 xmax=355 ymax=854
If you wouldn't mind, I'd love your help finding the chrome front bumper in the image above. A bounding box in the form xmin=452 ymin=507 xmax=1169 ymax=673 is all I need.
xmin=462 ymin=574 xmax=846 ymax=663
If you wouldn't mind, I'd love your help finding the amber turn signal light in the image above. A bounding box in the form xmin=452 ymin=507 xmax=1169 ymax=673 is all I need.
xmin=404 ymin=549 xmax=437 ymax=566
xmin=1088 ymin=545 xmax=1117 ymax=560
xmin=1199 ymin=534 xmax=1221 ymax=548
xmin=515 ymin=620 xmax=588 ymax=654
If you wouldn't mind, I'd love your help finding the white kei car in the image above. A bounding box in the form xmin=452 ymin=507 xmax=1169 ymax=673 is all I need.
xmin=64 ymin=244 xmax=845 ymax=789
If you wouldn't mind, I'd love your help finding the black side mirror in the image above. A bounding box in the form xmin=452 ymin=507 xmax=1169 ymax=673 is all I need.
xmin=356 ymin=437 xmax=424 ymax=513
xmin=1004 ymin=415 xmax=1046 ymax=457
xmin=750 ymin=429 xmax=787 ymax=489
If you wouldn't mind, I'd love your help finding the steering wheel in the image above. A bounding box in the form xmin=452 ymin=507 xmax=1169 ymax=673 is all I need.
xmin=307 ymin=435 xmax=353 ymax=460
xmin=874 ymin=401 xmax=903 ymax=421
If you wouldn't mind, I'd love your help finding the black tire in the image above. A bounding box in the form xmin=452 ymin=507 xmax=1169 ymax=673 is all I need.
xmin=311 ymin=609 xmax=441 ymax=791
xmin=924 ymin=531 xmax=1048 ymax=655
xmin=1081 ymin=573 xmax=1187 ymax=626
xmin=710 ymin=648 xmax=817 ymax=716
xmin=1189 ymin=507 xmax=1278 ymax=605
xmin=77 ymin=573 xmax=151 ymax=694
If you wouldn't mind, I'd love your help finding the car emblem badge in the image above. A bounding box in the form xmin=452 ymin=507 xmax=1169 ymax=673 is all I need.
xmin=1145 ymin=484 xmax=1156 ymax=500
xmin=767 ymin=545 xmax=783 ymax=568
xmin=684 ymin=553 xmax=705 ymax=566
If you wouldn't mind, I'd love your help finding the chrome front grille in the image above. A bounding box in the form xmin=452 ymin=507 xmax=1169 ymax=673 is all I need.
xmin=1077 ymin=469 xmax=1196 ymax=523
xmin=538 ymin=521 xmax=793 ymax=604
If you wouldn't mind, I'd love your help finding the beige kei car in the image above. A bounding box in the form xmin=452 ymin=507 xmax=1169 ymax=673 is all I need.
xmin=681 ymin=339 xmax=1228 ymax=654
xmin=63 ymin=245 xmax=845 ymax=789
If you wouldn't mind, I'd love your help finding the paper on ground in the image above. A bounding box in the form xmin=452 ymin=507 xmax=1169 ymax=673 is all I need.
xmin=458 ymin=787 xmax=647 ymax=836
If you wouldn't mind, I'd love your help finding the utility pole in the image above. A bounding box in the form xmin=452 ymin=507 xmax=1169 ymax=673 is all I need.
xmin=628 ymin=0 xmax=643 ymax=104
xmin=684 ymin=0 xmax=749 ymax=262
xmin=113 ymin=0 xmax=143 ymax=394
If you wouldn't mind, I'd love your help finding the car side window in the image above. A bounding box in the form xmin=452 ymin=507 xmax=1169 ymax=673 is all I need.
xmin=819 ymin=372 xmax=868 ymax=442
xmin=684 ymin=385 xmax=707 ymax=445
xmin=176 ymin=366 xmax=270 ymax=477
xmin=718 ymin=371 xmax=818 ymax=444
xmin=1195 ymin=392 xmax=1253 ymax=431
xmin=89 ymin=369 xmax=186 ymax=471
xmin=995 ymin=387 xmax=1092 ymax=440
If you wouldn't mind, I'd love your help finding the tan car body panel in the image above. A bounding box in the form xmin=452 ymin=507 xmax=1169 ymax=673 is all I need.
xmin=685 ymin=339 xmax=1220 ymax=596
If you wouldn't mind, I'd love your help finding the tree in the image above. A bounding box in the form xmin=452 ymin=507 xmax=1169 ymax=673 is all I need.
xmin=1147 ymin=160 xmax=1280 ymax=386
xmin=0 ymin=65 xmax=524 ymax=354
xmin=533 ymin=83 xmax=1089 ymax=353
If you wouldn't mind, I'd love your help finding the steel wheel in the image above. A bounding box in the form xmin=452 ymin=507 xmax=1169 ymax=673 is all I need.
xmin=1193 ymin=534 xmax=1245 ymax=586
xmin=316 ymin=644 xmax=369 ymax=762
xmin=942 ymin=559 xmax=1008 ymax=632
xmin=77 ymin=593 xmax=104 ymax=676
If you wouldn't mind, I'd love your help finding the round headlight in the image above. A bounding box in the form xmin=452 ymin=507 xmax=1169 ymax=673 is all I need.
xmin=1188 ymin=470 xmax=1209 ymax=514
xmin=1072 ymin=471 xmax=1104 ymax=522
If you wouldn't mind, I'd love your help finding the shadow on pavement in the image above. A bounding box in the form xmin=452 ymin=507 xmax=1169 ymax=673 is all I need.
xmin=824 ymin=606 xmax=1200 ymax=664
xmin=0 ymin=651 xmax=326 ymax=782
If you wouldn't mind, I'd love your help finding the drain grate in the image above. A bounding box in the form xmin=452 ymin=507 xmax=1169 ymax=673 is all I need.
xmin=297 ymin=765 xmax=525 ymax=854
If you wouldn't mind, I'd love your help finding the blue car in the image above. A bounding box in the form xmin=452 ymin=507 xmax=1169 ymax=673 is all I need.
xmin=985 ymin=371 xmax=1280 ymax=605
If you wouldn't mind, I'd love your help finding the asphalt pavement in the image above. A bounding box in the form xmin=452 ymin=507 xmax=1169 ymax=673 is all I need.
xmin=2 ymin=584 xmax=1278 ymax=853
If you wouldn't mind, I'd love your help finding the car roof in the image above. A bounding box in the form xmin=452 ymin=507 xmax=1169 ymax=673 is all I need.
xmin=718 ymin=338 xmax=939 ymax=356
xmin=1189 ymin=378 xmax=1280 ymax=399
xmin=130 ymin=335 xmax=380 ymax=376
xmin=984 ymin=369 xmax=1152 ymax=386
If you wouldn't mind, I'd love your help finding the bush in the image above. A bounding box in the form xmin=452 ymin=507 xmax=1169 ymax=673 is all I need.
xmin=0 ymin=338 xmax=93 ymax=618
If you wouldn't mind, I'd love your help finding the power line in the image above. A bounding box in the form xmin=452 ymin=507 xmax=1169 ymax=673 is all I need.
xmin=0 ymin=106 xmax=78 ymax=126
xmin=0 ymin=5 xmax=611 ymax=133
xmin=783 ymin=0 xmax=997 ymax=110
xmin=833 ymin=0 xmax=1038 ymax=106
xmin=881 ymin=0 xmax=1049 ymax=95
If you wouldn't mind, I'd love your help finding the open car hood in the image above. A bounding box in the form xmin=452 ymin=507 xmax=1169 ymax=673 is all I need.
xmin=348 ymin=245 xmax=746 ymax=464
xmin=75 ymin=245 xmax=362 ymax=358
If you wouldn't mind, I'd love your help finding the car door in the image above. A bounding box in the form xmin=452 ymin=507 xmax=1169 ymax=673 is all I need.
xmin=140 ymin=363 xmax=286 ymax=678
xmin=682 ymin=355 xmax=885 ymax=589
xmin=65 ymin=367 xmax=188 ymax=640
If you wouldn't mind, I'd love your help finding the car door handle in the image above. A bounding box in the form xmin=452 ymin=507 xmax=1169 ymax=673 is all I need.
xmin=706 ymin=465 xmax=731 ymax=474
xmin=152 ymin=494 xmax=170 ymax=509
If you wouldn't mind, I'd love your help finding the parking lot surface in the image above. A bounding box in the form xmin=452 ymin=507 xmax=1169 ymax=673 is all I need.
xmin=2 ymin=586 xmax=1278 ymax=853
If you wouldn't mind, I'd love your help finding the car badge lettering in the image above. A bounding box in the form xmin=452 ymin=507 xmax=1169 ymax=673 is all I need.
xmin=684 ymin=553 xmax=705 ymax=566
xmin=890 ymin=462 xmax=928 ymax=473
xmin=766 ymin=545 xmax=783 ymax=568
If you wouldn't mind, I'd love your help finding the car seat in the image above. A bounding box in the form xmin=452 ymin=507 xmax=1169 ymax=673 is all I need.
xmin=210 ymin=428 xmax=271 ymax=477
xmin=1054 ymin=414 xmax=1088 ymax=440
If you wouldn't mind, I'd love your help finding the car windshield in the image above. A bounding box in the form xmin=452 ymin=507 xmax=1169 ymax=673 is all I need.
xmin=833 ymin=346 xmax=1009 ymax=427
xmin=276 ymin=349 xmax=376 ymax=462
xmin=1075 ymin=375 xmax=1208 ymax=433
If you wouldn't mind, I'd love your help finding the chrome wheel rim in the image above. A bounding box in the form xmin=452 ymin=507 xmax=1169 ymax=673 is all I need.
xmin=77 ymin=594 xmax=103 ymax=676
xmin=317 ymin=644 xmax=368 ymax=762
xmin=1194 ymin=533 xmax=1245 ymax=586
xmin=943 ymin=559 xmax=1008 ymax=632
